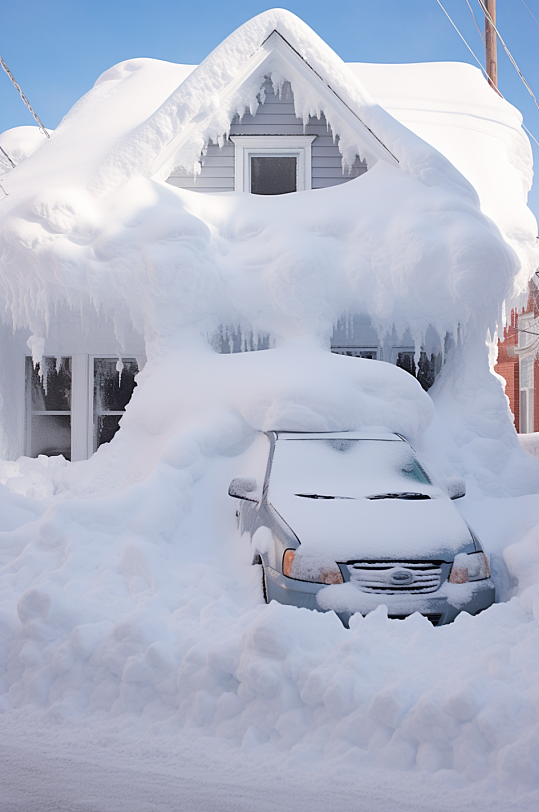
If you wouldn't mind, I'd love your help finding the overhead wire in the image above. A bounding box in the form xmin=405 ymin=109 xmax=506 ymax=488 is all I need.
xmin=465 ymin=0 xmax=485 ymax=43
xmin=435 ymin=0 xmax=489 ymax=73
xmin=0 ymin=145 xmax=15 ymax=169
xmin=434 ymin=1 xmax=539 ymax=148
xmin=0 ymin=56 xmax=50 ymax=138
xmin=476 ymin=0 xmax=539 ymax=112
xmin=521 ymin=0 xmax=539 ymax=29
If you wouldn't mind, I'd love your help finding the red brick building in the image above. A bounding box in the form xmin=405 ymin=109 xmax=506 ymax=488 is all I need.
xmin=495 ymin=279 xmax=539 ymax=433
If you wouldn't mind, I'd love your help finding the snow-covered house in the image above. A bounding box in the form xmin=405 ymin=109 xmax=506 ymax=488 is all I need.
xmin=0 ymin=8 xmax=537 ymax=484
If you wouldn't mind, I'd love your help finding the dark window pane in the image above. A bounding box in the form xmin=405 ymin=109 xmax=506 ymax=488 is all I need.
xmin=250 ymin=156 xmax=297 ymax=195
xmin=331 ymin=348 xmax=377 ymax=359
xmin=97 ymin=414 xmax=122 ymax=447
xmin=27 ymin=357 xmax=71 ymax=411
xmin=30 ymin=415 xmax=71 ymax=459
xmin=94 ymin=358 xmax=138 ymax=413
xmin=397 ymin=351 xmax=441 ymax=392
xmin=396 ymin=352 xmax=416 ymax=377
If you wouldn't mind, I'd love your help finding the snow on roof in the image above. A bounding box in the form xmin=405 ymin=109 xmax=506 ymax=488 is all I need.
xmin=0 ymin=126 xmax=50 ymax=176
xmin=349 ymin=61 xmax=538 ymax=298
xmin=0 ymin=10 xmax=534 ymax=344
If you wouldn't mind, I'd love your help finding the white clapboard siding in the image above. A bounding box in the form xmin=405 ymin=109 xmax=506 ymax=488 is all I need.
xmin=166 ymin=79 xmax=367 ymax=193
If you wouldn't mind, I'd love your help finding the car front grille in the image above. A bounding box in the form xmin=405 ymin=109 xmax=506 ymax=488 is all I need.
xmin=345 ymin=560 xmax=443 ymax=594
xmin=388 ymin=613 xmax=443 ymax=626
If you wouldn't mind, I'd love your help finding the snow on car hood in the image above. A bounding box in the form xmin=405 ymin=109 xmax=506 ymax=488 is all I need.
xmin=268 ymin=491 xmax=472 ymax=565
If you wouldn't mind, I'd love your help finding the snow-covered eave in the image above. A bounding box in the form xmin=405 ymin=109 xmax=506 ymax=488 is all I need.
xmin=262 ymin=29 xmax=399 ymax=163
xmin=149 ymin=29 xmax=399 ymax=180
xmin=92 ymin=9 xmax=442 ymax=196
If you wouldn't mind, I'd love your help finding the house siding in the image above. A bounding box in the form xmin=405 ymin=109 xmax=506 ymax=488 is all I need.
xmin=166 ymin=79 xmax=367 ymax=193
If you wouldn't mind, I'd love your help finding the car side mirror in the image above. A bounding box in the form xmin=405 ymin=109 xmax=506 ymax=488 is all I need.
xmin=228 ymin=476 xmax=260 ymax=502
xmin=446 ymin=476 xmax=466 ymax=500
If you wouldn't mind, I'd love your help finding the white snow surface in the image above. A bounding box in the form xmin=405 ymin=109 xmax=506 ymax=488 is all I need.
xmin=0 ymin=125 xmax=50 ymax=176
xmin=518 ymin=431 xmax=539 ymax=459
xmin=1 ymin=9 xmax=539 ymax=804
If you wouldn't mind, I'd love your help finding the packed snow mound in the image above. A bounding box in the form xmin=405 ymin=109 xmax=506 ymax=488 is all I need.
xmin=1 ymin=433 xmax=539 ymax=789
xmin=0 ymin=126 xmax=50 ymax=176
xmin=35 ymin=341 xmax=431 ymax=497
xmin=349 ymin=61 xmax=538 ymax=300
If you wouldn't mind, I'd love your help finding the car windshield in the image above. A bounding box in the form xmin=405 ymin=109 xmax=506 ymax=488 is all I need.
xmin=268 ymin=438 xmax=432 ymax=500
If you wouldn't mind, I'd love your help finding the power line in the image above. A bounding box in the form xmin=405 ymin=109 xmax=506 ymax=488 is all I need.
xmin=465 ymin=0 xmax=485 ymax=43
xmin=523 ymin=123 xmax=539 ymax=149
xmin=476 ymin=0 xmax=539 ymax=112
xmin=0 ymin=56 xmax=50 ymax=138
xmin=521 ymin=0 xmax=539 ymax=28
xmin=435 ymin=0 xmax=488 ymax=73
xmin=434 ymin=1 xmax=539 ymax=149
xmin=0 ymin=145 xmax=15 ymax=169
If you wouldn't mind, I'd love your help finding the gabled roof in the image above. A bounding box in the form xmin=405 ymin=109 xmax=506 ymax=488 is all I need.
xmin=149 ymin=27 xmax=399 ymax=179
xmin=97 ymin=8 xmax=447 ymax=191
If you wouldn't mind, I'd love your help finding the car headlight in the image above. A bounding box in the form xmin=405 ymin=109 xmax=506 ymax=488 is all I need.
xmin=282 ymin=549 xmax=344 ymax=585
xmin=448 ymin=552 xmax=490 ymax=583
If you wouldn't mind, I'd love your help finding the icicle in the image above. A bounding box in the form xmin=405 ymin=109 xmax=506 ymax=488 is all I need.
xmin=27 ymin=335 xmax=44 ymax=367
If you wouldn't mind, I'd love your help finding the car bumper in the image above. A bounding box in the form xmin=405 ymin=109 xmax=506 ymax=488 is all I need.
xmin=264 ymin=565 xmax=496 ymax=627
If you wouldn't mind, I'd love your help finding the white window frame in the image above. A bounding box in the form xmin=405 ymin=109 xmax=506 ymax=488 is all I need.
xmin=24 ymin=355 xmax=73 ymax=459
xmin=230 ymin=135 xmax=316 ymax=193
xmin=518 ymin=313 xmax=535 ymax=433
xmin=25 ymin=353 xmax=142 ymax=462
xmin=519 ymin=354 xmax=535 ymax=434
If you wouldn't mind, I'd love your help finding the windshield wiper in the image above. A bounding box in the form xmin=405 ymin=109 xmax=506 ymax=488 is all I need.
xmin=366 ymin=492 xmax=431 ymax=500
xmin=295 ymin=493 xmax=354 ymax=500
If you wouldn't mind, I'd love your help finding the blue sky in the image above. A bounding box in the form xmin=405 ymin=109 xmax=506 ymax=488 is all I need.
xmin=2 ymin=0 xmax=539 ymax=225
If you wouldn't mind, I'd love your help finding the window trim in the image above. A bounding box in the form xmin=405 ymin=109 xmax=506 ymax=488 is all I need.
xmin=519 ymin=354 xmax=535 ymax=433
xmin=24 ymin=353 xmax=142 ymax=461
xmin=230 ymin=135 xmax=316 ymax=193
xmin=24 ymin=355 xmax=72 ymax=459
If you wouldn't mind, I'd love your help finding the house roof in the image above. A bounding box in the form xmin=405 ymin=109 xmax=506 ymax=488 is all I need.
xmin=0 ymin=8 xmax=536 ymax=348
xmin=99 ymin=9 xmax=474 ymax=195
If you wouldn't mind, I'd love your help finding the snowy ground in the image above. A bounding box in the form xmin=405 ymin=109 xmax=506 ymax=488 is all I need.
xmin=2 ymin=706 xmax=539 ymax=812
xmin=1 ymin=446 xmax=539 ymax=810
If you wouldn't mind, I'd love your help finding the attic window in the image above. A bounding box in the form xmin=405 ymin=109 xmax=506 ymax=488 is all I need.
xmin=251 ymin=156 xmax=297 ymax=195
xmin=230 ymin=136 xmax=316 ymax=194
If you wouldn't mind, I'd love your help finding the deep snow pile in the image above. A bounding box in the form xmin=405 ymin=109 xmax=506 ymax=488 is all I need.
xmin=1 ymin=7 xmax=539 ymax=796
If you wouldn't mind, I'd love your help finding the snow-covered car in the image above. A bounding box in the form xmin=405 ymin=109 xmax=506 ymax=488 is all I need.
xmin=229 ymin=430 xmax=495 ymax=626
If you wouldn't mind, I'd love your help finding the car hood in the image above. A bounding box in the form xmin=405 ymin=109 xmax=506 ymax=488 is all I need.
xmin=268 ymin=490 xmax=472 ymax=563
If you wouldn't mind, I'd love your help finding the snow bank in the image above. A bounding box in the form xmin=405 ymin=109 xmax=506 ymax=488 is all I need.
xmin=518 ymin=431 xmax=539 ymax=459
xmin=1 ymin=461 xmax=539 ymax=790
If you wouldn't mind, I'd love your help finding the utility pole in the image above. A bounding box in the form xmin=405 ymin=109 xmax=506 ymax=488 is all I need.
xmin=484 ymin=0 xmax=498 ymax=91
